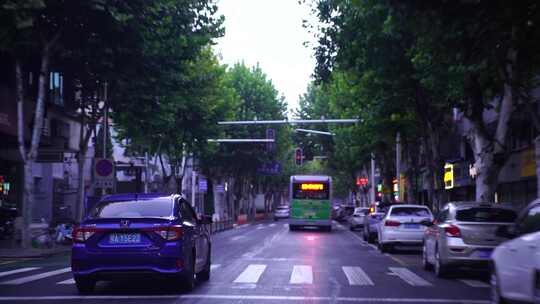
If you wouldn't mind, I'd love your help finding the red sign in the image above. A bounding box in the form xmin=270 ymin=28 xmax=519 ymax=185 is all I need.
xmin=356 ymin=177 xmax=369 ymax=186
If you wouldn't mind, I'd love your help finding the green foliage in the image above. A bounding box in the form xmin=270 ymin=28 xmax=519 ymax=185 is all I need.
xmin=306 ymin=0 xmax=540 ymax=203
xmin=202 ymin=62 xmax=289 ymax=189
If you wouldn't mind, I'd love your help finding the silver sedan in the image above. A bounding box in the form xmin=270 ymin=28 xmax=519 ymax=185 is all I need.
xmin=422 ymin=202 xmax=517 ymax=277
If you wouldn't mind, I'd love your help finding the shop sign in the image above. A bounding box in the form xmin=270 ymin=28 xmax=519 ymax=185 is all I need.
xmin=521 ymin=148 xmax=536 ymax=177
xmin=444 ymin=163 xmax=454 ymax=189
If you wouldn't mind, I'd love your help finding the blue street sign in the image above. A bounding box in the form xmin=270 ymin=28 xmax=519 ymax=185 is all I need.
xmin=257 ymin=162 xmax=281 ymax=175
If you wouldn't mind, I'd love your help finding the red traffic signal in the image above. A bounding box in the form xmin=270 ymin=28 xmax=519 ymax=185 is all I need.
xmin=295 ymin=148 xmax=303 ymax=166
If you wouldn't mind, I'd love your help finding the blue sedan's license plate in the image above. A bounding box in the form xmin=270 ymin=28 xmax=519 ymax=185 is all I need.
xmin=109 ymin=233 xmax=141 ymax=244
xmin=404 ymin=223 xmax=420 ymax=229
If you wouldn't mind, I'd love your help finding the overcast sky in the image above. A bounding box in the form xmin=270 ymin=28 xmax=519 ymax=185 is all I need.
xmin=214 ymin=0 xmax=318 ymax=116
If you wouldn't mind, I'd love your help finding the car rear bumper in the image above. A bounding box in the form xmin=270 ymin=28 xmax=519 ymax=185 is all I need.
xmin=380 ymin=229 xmax=424 ymax=244
xmin=71 ymin=243 xmax=186 ymax=277
xmin=289 ymin=219 xmax=331 ymax=227
xmin=440 ymin=238 xmax=497 ymax=267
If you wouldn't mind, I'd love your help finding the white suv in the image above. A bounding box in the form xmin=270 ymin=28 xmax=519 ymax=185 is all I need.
xmin=491 ymin=199 xmax=540 ymax=304
xmin=378 ymin=204 xmax=433 ymax=253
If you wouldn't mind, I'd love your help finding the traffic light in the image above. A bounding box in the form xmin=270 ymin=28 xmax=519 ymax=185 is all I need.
xmin=295 ymin=147 xmax=303 ymax=166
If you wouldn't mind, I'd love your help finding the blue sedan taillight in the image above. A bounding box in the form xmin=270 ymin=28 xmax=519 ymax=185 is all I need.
xmin=73 ymin=227 xmax=103 ymax=243
xmin=144 ymin=226 xmax=183 ymax=241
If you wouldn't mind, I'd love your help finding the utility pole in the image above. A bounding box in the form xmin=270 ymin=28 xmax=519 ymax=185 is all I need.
xmin=370 ymin=153 xmax=376 ymax=206
xmin=191 ymin=170 xmax=197 ymax=208
xmin=101 ymin=82 xmax=108 ymax=196
xmin=396 ymin=132 xmax=401 ymax=202
xmin=144 ymin=151 xmax=149 ymax=193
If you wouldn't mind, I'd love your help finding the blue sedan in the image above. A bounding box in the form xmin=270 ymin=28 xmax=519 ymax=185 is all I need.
xmin=71 ymin=193 xmax=212 ymax=293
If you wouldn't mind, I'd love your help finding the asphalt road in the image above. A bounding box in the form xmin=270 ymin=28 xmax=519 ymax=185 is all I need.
xmin=0 ymin=221 xmax=491 ymax=304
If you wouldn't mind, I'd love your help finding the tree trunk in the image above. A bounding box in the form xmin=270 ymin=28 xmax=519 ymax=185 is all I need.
xmin=471 ymin=137 xmax=499 ymax=202
xmin=16 ymin=41 xmax=52 ymax=248
xmin=76 ymin=154 xmax=86 ymax=222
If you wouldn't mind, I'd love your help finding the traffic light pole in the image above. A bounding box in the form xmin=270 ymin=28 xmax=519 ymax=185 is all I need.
xmin=218 ymin=118 xmax=359 ymax=125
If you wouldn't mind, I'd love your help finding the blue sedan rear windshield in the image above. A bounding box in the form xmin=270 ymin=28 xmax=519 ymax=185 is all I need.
xmin=89 ymin=198 xmax=173 ymax=219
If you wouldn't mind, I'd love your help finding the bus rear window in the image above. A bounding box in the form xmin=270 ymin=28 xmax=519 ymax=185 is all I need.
xmin=292 ymin=182 xmax=329 ymax=200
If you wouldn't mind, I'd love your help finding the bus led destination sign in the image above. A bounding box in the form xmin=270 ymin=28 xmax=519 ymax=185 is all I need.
xmin=301 ymin=183 xmax=324 ymax=191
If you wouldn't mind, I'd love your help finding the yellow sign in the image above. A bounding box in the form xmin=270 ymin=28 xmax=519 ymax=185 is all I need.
xmin=521 ymin=148 xmax=536 ymax=177
xmin=301 ymin=183 xmax=324 ymax=191
xmin=444 ymin=163 xmax=454 ymax=189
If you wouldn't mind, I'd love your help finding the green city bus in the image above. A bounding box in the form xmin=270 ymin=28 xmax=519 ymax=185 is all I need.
xmin=289 ymin=175 xmax=332 ymax=231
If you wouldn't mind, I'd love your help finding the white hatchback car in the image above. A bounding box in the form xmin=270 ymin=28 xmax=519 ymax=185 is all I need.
xmin=349 ymin=207 xmax=369 ymax=231
xmin=491 ymin=199 xmax=540 ymax=304
xmin=378 ymin=204 xmax=433 ymax=253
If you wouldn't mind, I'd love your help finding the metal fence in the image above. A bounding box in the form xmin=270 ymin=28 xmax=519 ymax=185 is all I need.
xmin=205 ymin=219 xmax=235 ymax=234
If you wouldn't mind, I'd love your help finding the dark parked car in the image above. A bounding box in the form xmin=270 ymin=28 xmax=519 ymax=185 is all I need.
xmin=71 ymin=193 xmax=212 ymax=293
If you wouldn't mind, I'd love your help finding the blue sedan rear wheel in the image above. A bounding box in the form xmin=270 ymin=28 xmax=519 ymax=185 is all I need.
xmin=179 ymin=251 xmax=196 ymax=292
xmin=197 ymin=245 xmax=211 ymax=282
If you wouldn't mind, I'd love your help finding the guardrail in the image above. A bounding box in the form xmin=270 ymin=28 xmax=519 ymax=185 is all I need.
xmin=206 ymin=219 xmax=235 ymax=235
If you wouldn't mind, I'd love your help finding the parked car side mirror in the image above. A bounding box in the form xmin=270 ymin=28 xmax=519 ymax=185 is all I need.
xmin=420 ymin=219 xmax=434 ymax=227
xmin=495 ymin=225 xmax=518 ymax=239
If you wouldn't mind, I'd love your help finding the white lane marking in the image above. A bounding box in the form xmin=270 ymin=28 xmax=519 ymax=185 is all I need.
xmin=233 ymin=264 xmax=267 ymax=283
xmin=283 ymin=223 xmax=288 ymax=228
xmin=269 ymin=223 xmax=276 ymax=227
xmin=388 ymin=267 xmax=432 ymax=286
xmin=210 ymin=264 xmax=221 ymax=270
xmin=342 ymin=266 xmax=374 ymax=286
xmin=0 ymin=295 xmax=491 ymax=303
xmin=256 ymin=226 xmax=265 ymax=230
xmin=56 ymin=278 xmax=74 ymax=285
xmin=0 ymin=267 xmax=71 ymax=285
xmin=0 ymin=267 xmax=41 ymax=278
xmin=290 ymin=265 xmax=313 ymax=284
xmin=230 ymin=236 xmax=246 ymax=241
xmin=460 ymin=279 xmax=490 ymax=288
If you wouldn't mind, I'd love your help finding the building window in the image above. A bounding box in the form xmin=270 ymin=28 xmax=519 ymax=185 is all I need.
xmin=49 ymin=71 xmax=63 ymax=106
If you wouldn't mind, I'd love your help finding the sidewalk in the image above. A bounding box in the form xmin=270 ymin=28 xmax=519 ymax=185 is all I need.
xmin=0 ymin=239 xmax=71 ymax=259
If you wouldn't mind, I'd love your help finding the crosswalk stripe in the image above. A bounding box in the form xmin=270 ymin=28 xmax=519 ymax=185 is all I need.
xmin=389 ymin=267 xmax=432 ymax=286
xmin=0 ymin=267 xmax=71 ymax=285
xmin=57 ymin=278 xmax=75 ymax=285
xmin=283 ymin=224 xmax=288 ymax=228
xmin=269 ymin=224 xmax=276 ymax=227
xmin=342 ymin=266 xmax=374 ymax=286
xmin=0 ymin=267 xmax=41 ymax=278
xmin=210 ymin=264 xmax=221 ymax=270
xmin=460 ymin=279 xmax=490 ymax=288
xmin=290 ymin=265 xmax=313 ymax=284
xmin=233 ymin=264 xmax=266 ymax=283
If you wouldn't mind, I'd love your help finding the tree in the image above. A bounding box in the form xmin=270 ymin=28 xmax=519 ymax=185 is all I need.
xmin=390 ymin=0 xmax=540 ymax=201
xmin=310 ymin=0 xmax=540 ymax=205
xmin=201 ymin=62 xmax=289 ymax=217
xmin=0 ymin=0 xmax=126 ymax=247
